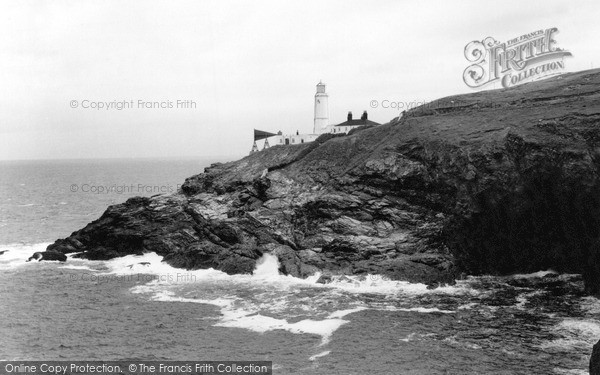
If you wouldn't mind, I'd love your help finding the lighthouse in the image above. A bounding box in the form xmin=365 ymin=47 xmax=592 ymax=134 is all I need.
xmin=313 ymin=81 xmax=329 ymax=134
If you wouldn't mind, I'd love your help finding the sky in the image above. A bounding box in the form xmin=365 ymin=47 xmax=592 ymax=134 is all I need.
xmin=0 ymin=0 xmax=598 ymax=160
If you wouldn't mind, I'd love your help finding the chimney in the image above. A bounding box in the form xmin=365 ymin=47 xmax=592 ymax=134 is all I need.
xmin=361 ymin=111 xmax=368 ymax=121
xmin=347 ymin=111 xmax=353 ymax=121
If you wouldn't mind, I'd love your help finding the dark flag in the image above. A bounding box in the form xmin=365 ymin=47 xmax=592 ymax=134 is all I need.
xmin=254 ymin=129 xmax=277 ymax=141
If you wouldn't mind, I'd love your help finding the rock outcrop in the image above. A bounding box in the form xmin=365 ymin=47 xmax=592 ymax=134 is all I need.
xmin=27 ymin=251 xmax=68 ymax=262
xmin=47 ymin=69 xmax=600 ymax=290
xmin=591 ymin=339 xmax=600 ymax=375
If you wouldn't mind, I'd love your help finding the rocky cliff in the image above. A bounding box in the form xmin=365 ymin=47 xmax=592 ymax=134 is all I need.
xmin=48 ymin=69 xmax=600 ymax=291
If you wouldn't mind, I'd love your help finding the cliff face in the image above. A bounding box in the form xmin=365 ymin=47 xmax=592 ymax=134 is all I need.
xmin=48 ymin=69 xmax=600 ymax=291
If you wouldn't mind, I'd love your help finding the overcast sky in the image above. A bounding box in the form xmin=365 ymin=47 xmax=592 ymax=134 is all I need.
xmin=1 ymin=0 xmax=598 ymax=160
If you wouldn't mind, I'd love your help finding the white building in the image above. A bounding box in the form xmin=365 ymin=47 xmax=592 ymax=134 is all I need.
xmin=330 ymin=110 xmax=380 ymax=134
xmin=313 ymin=80 xmax=330 ymax=134
xmin=250 ymin=81 xmax=379 ymax=153
xmin=272 ymin=132 xmax=319 ymax=146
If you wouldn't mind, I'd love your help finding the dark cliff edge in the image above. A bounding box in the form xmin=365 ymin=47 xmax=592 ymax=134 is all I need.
xmin=48 ymin=69 xmax=600 ymax=291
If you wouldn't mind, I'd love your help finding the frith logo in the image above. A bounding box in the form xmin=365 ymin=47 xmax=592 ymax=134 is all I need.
xmin=463 ymin=27 xmax=572 ymax=89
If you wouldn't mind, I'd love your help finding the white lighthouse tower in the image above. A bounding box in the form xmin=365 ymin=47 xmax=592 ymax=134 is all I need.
xmin=313 ymin=81 xmax=329 ymax=134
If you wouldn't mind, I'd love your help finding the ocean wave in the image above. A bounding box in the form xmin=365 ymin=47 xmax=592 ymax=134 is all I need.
xmin=541 ymin=318 xmax=600 ymax=351
xmin=557 ymin=319 xmax=600 ymax=340
xmin=308 ymin=350 xmax=331 ymax=361
xmin=0 ymin=243 xmax=52 ymax=270
xmin=0 ymin=246 xmax=483 ymax=300
xmin=511 ymin=270 xmax=558 ymax=279
xmin=147 ymin=290 xmax=365 ymax=346
xmin=515 ymin=290 xmax=546 ymax=310
xmin=580 ymin=296 xmax=600 ymax=314
xmin=99 ymin=252 xmax=477 ymax=298
xmin=121 ymin=253 xmax=474 ymax=350
xmin=553 ymin=369 xmax=588 ymax=375
xmin=392 ymin=306 xmax=455 ymax=314
xmin=59 ymin=264 xmax=98 ymax=271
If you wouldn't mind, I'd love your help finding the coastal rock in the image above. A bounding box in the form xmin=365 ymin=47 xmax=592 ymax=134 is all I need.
xmin=591 ymin=339 xmax=600 ymax=375
xmin=47 ymin=70 xmax=600 ymax=290
xmin=315 ymin=274 xmax=333 ymax=284
xmin=27 ymin=251 xmax=67 ymax=262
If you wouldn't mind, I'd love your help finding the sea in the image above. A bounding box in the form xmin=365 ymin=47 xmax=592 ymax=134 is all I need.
xmin=0 ymin=158 xmax=599 ymax=374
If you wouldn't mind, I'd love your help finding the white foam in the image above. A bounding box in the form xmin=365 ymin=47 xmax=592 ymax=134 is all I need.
xmin=309 ymin=351 xmax=331 ymax=361
xmin=541 ymin=318 xmax=600 ymax=350
xmin=443 ymin=336 xmax=481 ymax=350
xmin=217 ymin=313 xmax=348 ymax=345
xmin=101 ymin=252 xmax=230 ymax=284
xmin=553 ymin=369 xmax=587 ymax=375
xmin=558 ymin=319 xmax=600 ymax=339
xmin=457 ymin=302 xmax=478 ymax=310
xmin=511 ymin=270 xmax=557 ymax=279
xmin=103 ymin=253 xmax=311 ymax=288
xmin=375 ymin=305 xmax=454 ymax=314
xmin=252 ymin=253 xmax=280 ymax=278
xmin=96 ymin=251 xmax=478 ymax=300
xmin=96 ymin=251 xmax=483 ymax=346
xmin=399 ymin=307 xmax=454 ymax=314
xmin=399 ymin=333 xmax=416 ymax=342
xmin=0 ymin=243 xmax=52 ymax=270
xmin=515 ymin=290 xmax=545 ymax=309
xmin=147 ymin=289 xmax=365 ymax=346
xmin=59 ymin=264 xmax=97 ymax=271
xmin=580 ymin=296 xmax=600 ymax=314
xmin=319 ymin=274 xmax=475 ymax=296
xmin=104 ymin=252 xmax=173 ymax=275
xmin=328 ymin=307 xmax=367 ymax=319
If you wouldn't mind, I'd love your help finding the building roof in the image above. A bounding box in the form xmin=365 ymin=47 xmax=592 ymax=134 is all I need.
xmin=334 ymin=119 xmax=380 ymax=127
